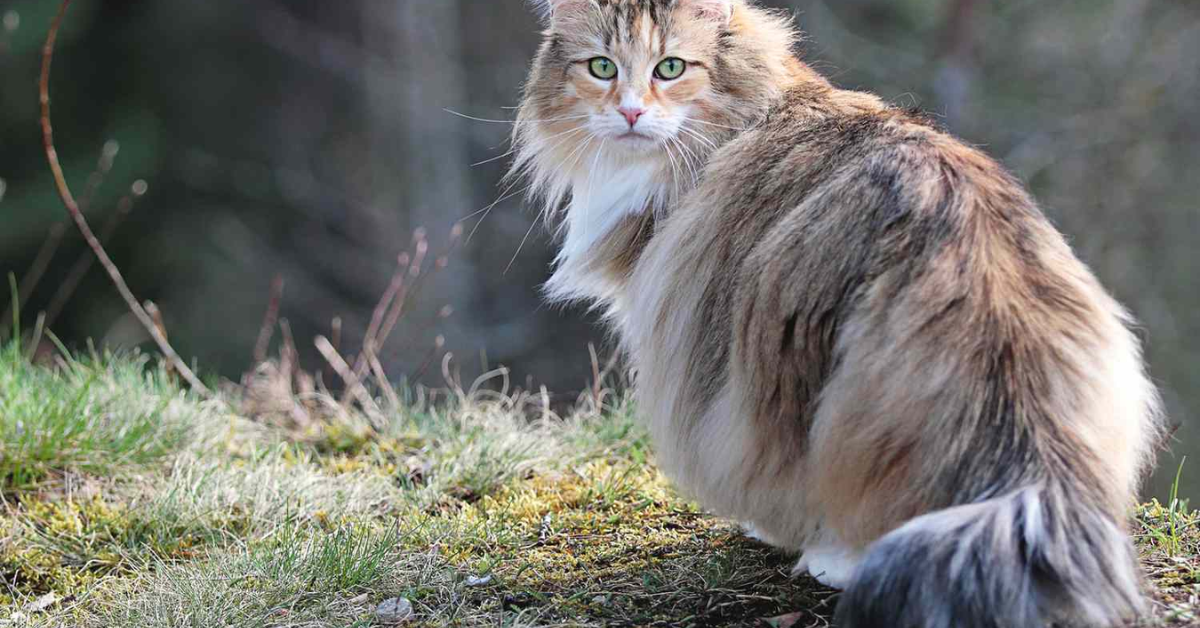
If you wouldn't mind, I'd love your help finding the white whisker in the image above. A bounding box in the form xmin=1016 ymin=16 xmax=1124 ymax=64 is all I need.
xmin=678 ymin=126 xmax=719 ymax=151
xmin=678 ymin=116 xmax=749 ymax=132
xmin=466 ymin=180 xmax=530 ymax=242
xmin=445 ymin=108 xmax=590 ymax=125
xmin=669 ymin=136 xmax=701 ymax=188
xmin=660 ymin=138 xmax=682 ymax=202
xmin=472 ymin=149 xmax=516 ymax=168
xmin=504 ymin=217 xmax=540 ymax=276
xmin=583 ymin=138 xmax=609 ymax=231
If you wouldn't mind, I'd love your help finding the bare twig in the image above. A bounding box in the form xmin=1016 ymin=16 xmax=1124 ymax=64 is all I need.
xmin=322 ymin=315 xmax=343 ymax=384
xmin=39 ymin=0 xmax=210 ymax=396
xmin=252 ymin=274 xmax=285 ymax=364
xmin=142 ymin=300 xmax=174 ymax=378
xmin=330 ymin=316 xmax=342 ymax=353
xmin=412 ymin=335 xmax=447 ymax=382
xmin=589 ymin=343 xmax=603 ymax=410
xmin=315 ymin=335 xmax=385 ymax=429
xmin=338 ymin=224 xmax=463 ymax=405
xmin=43 ymin=185 xmax=141 ymax=328
xmin=0 ymin=142 xmax=120 ymax=337
xmin=365 ymin=346 xmax=401 ymax=411
xmin=339 ymin=251 xmax=412 ymax=396
xmin=374 ymin=225 xmax=462 ymax=358
xmin=279 ymin=317 xmax=298 ymax=383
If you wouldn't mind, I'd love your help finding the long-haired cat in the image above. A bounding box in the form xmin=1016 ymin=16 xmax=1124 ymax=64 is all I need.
xmin=508 ymin=1 xmax=1164 ymax=626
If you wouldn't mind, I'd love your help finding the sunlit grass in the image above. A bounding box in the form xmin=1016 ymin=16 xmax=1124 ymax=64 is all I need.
xmin=0 ymin=349 xmax=1195 ymax=626
xmin=0 ymin=341 xmax=192 ymax=492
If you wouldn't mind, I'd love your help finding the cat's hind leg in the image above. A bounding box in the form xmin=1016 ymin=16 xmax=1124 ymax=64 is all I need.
xmin=793 ymin=542 xmax=863 ymax=589
xmin=740 ymin=522 xmax=783 ymax=546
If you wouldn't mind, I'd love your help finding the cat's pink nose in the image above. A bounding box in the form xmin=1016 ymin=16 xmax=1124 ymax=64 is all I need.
xmin=619 ymin=107 xmax=645 ymax=127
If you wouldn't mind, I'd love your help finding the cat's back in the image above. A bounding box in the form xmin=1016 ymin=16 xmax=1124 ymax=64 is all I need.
xmin=631 ymin=84 xmax=1015 ymax=339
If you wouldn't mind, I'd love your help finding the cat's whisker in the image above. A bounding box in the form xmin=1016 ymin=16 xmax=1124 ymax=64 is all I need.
xmin=463 ymin=182 xmax=532 ymax=222
xmin=678 ymin=116 xmax=749 ymax=132
xmin=472 ymin=149 xmax=516 ymax=168
xmin=666 ymin=139 xmax=688 ymax=194
xmin=465 ymin=180 xmax=533 ymax=243
xmin=669 ymin=136 xmax=701 ymax=188
xmin=678 ymin=126 xmax=719 ymax=151
xmin=501 ymin=217 xmax=540 ymax=276
xmin=545 ymin=132 xmax=600 ymax=222
xmin=445 ymin=108 xmax=590 ymax=125
xmin=474 ymin=128 xmax=588 ymax=240
xmin=583 ymin=138 xmax=609 ymax=231
xmin=536 ymin=124 xmax=592 ymax=150
xmin=666 ymin=134 xmax=699 ymax=180
xmin=660 ymin=139 xmax=683 ymax=203
xmin=671 ymin=136 xmax=698 ymax=188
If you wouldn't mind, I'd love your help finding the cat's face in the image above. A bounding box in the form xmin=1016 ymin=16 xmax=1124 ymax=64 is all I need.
xmin=524 ymin=0 xmax=736 ymax=157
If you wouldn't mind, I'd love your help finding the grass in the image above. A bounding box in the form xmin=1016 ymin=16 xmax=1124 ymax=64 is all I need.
xmin=0 ymin=346 xmax=1196 ymax=627
xmin=0 ymin=342 xmax=192 ymax=491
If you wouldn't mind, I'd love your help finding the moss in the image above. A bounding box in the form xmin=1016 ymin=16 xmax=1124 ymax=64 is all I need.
xmin=1 ymin=495 xmax=126 ymax=604
xmin=391 ymin=461 xmax=834 ymax=627
xmin=0 ymin=491 xmax=248 ymax=605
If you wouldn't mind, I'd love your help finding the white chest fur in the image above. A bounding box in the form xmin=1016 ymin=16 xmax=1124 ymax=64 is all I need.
xmin=546 ymin=159 xmax=669 ymax=302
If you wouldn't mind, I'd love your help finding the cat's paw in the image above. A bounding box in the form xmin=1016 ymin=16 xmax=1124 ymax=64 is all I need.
xmin=792 ymin=544 xmax=862 ymax=589
xmin=740 ymin=522 xmax=780 ymax=546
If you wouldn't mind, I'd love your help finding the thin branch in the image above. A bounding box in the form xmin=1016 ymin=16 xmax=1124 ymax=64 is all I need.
xmin=350 ymin=250 xmax=413 ymax=377
xmin=39 ymin=0 xmax=210 ymax=396
xmin=252 ymin=274 xmax=285 ymax=364
xmin=43 ymin=186 xmax=140 ymax=329
xmin=0 ymin=142 xmax=119 ymax=338
xmin=315 ymin=335 xmax=385 ymax=429
xmin=374 ymin=225 xmax=462 ymax=360
xmin=365 ymin=345 xmax=401 ymax=412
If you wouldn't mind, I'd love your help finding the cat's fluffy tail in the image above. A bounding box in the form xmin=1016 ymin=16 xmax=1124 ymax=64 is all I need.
xmin=835 ymin=481 xmax=1143 ymax=628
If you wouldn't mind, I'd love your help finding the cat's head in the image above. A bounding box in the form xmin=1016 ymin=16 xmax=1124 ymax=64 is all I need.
xmin=526 ymin=0 xmax=738 ymax=154
xmin=511 ymin=0 xmax=803 ymax=222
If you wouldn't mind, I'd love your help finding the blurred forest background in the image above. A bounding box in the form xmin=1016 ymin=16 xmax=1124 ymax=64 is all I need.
xmin=0 ymin=0 xmax=1196 ymax=495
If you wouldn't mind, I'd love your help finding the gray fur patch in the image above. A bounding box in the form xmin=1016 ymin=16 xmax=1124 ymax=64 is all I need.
xmin=835 ymin=483 xmax=1143 ymax=628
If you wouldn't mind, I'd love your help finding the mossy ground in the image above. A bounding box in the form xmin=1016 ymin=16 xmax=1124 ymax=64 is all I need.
xmin=0 ymin=348 xmax=1195 ymax=626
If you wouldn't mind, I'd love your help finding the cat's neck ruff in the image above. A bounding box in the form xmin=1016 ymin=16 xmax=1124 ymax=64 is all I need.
xmin=545 ymin=155 xmax=671 ymax=303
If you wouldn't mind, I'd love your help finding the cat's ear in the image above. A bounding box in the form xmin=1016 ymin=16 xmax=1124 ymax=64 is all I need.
xmin=529 ymin=0 xmax=590 ymax=23
xmin=678 ymin=0 xmax=733 ymax=24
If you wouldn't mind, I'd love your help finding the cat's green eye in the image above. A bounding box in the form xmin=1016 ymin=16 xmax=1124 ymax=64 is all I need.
xmin=655 ymin=57 xmax=686 ymax=80
xmin=589 ymin=57 xmax=618 ymax=80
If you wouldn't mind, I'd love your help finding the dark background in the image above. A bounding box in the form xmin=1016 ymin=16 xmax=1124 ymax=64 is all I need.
xmin=0 ymin=0 xmax=1196 ymax=495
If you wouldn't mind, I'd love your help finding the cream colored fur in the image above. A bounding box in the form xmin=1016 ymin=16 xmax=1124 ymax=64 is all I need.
xmin=512 ymin=1 xmax=1164 ymax=625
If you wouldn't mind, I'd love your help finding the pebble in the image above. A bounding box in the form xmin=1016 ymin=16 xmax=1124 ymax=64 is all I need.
xmin=375 ymin=597 xmax=414 ymax=624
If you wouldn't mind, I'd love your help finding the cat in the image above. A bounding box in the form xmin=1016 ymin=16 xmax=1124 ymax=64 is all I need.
xmin=507 ymin=1 xmax=1165 ymax=626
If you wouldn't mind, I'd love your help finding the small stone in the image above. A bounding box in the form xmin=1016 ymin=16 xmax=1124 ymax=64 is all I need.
xmin=375 ymin=597 xmax=414 ymax=624
xmin=347 ymin=593 xmax=370 ymax=606
xmin=28 ymin=593 xmax=60 ymax=613
xmin=591 ymin=595 xmax=608 ymax=605
xmin=464 ymin=575 xmax=493 ymax=587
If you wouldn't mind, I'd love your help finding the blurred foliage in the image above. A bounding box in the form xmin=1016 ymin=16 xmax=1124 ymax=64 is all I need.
xmin=0 ymin=0 xmax=1196 ymax=494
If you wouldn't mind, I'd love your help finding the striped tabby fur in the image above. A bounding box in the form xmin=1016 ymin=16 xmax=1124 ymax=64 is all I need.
xmin=510 ymin=1 xmax=1165 ymax=625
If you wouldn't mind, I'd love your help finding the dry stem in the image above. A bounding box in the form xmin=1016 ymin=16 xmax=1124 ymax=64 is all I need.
xmin=39 ymin=0 xmax=210 ymax=396
xmin=315 ymin=335 xmax=385 ymax=428
xmin=252 ymin=274 xmax=285 ymax=364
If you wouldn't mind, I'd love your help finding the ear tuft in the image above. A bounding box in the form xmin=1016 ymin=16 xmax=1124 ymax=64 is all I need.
xmin=679 ymin=0 xmax=733 ymax=23
xmin=529 ymin=0 xmax=589 ymax=23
